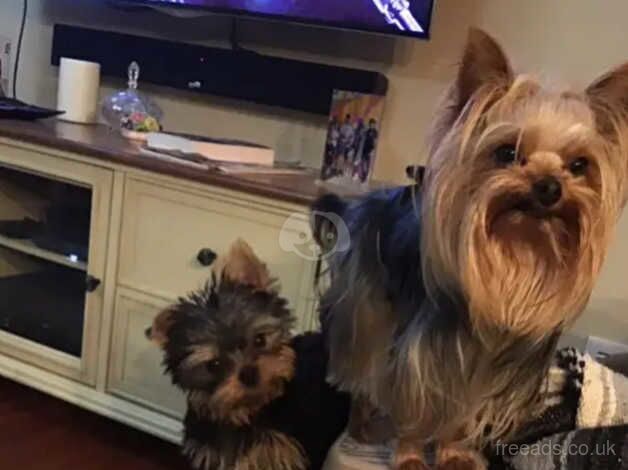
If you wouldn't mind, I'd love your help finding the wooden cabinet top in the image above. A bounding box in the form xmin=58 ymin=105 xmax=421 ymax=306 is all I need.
xmin=0 ymin=119 xmax=328 ymax=206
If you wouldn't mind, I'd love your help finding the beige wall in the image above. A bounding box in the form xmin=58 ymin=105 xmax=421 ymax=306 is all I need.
xmin=1 ymin=0 xmax=627 ymax=344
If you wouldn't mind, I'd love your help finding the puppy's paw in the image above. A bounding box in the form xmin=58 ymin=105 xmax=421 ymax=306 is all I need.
xmin=437 ymin=447 xmax=486 ymax=470
xmin=393 ymin=435 xmax=430 ymax=470
xmin=393 ymin=449 xmax=429 ymax=470
xmin=395 ymin=458 xmax=430 ymax=470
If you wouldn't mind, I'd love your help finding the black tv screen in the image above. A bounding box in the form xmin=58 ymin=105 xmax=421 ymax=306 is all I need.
xmin=132 ymin=0 xmax=434 ymax=39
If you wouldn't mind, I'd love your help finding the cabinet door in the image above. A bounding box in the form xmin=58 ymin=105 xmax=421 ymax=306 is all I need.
xmin=108 ymin=288 xmax=185 ymax=417
xmin=118 ymin=176 xmax=318 ymax=332
xmin=0 ymin=143 xmax=112 ymax=385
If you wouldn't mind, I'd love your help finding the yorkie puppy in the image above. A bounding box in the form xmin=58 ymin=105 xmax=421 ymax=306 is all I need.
xmin=315 ymin=29 xmax=628 ymax=469
xmin=147 ymin=239 xmax=349 ymax=470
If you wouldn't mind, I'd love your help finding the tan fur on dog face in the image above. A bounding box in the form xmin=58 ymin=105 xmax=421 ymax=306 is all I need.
xmin=188 ymin=345 xmax=296 ymax=426
xmin=422 ymin=29 xmax=628 ymax=339
xmin=257 ymin=345 xmax=296 ymax=389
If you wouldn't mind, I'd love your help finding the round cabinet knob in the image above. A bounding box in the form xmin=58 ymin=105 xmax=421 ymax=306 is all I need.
xmin=197 ymin=248 xmax=217 ymax=267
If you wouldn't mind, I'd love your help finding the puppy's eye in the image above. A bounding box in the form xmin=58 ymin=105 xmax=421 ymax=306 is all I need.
xmin=254 ymin=334 xmax=267 ymax=348
xmin=493 ymin=144 xmax=517 ymax=165
xmin=206 ymin=359 xmax=221 ymax=372
xmin=569 ymin=157 xmax=589 ymax=176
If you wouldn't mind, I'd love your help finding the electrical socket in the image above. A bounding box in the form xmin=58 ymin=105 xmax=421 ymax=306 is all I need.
xmin=585 ymin=335 xmax=628 ymax=361
xmin=0 ymin=36 xmax=11 ymax=96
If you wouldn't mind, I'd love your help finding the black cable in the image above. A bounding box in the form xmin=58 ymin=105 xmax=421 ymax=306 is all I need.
xmin=12 ymin=0 xmax=28 ymax=99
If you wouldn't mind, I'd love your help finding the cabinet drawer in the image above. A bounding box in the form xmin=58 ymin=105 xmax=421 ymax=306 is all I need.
xmin=108 ymin=288 xmax=186 ymax=417
xmin=118 ymin=177 xmax=317 ymax=331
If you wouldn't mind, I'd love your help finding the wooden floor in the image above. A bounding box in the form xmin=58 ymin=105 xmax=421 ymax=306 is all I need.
xmin=0 ymin=377 xmax=187 ymax=469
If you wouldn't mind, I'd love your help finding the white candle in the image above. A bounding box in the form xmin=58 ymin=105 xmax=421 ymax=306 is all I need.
xmin=57 ymin=58 xmax=101 ymax=124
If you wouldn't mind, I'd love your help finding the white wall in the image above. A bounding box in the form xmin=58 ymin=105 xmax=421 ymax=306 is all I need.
xmin=1 ymin=0 xmax=627 ymax=345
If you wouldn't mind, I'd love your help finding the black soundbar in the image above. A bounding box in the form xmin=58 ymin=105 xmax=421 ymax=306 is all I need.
xmin=51 ymin=25 xmax=388 ymax=115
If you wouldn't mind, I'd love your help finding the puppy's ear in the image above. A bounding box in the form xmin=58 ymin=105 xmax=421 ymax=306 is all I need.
xmin=216 ymin=239 xmax=274 ymax=291
xmin=431 ymin=29 xmax=513 ymax=149
xmin=586 ymin=62 xmax=628 ymax=136
xmin=146 ymin=308 xmax=178 ymax=349
xmin=455 ymin=28 xmax=514 ymax=112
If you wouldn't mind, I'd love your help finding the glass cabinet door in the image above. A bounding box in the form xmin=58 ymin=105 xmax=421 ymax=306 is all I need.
xmin=0 ymin=154 xmax=112 ymax=385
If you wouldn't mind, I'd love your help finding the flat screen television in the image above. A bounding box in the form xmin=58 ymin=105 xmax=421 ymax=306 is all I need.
xmin=128 ymin=0 xmax=434 ymax=39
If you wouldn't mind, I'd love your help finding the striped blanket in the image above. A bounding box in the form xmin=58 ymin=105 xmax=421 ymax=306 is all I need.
xmin=324 ymin=348 xmax=628 ymax=470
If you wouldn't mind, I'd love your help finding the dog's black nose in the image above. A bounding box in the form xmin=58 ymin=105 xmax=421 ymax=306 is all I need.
xmin=238 ymin=366 xmax=260 ymax=388
xmin=532 ymin=176 xmax=562 ymax=207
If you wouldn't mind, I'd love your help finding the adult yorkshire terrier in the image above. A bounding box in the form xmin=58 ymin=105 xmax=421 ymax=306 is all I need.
xmin=315 ymin=29 xmax=628 ymax=469
xmin=147 ymin=239 xmax=349 ymax=470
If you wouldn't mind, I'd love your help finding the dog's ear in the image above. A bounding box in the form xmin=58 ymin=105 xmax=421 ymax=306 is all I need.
xmin=146 ymin=308 xmax=178 ymax=349
xmin=455 ymin=28 xmax=513 ymax=111
xmin=586 ymin=62 xmax=628 ymax=136
xmin=586 ymin=63 xmax=628 ymax=204
xmin=216 ymin=239 xmax=274 ymax=291
xmin=431 ymin=29 xmax=514 ymax=149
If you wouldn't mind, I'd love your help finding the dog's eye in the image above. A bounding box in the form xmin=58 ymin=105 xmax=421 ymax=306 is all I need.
xmin=569 ymin=157 xmax=589 ymax=176
xmin=493 ymin=144 xmax=517 ymax=165
xmin=254 ymin=334 xmax=267 ymax=349
xmin=206 ymin=359 xmax=221 ymax=372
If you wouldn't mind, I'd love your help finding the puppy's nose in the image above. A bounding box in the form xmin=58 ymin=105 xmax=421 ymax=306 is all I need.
xmin=532 ymin=176 xmax=562 ymax=207
xmin=238 ymin=366 xmax=260 ymax=388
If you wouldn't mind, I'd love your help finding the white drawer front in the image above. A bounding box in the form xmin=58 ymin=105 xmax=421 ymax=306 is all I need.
xmin=118 ymin=177 xmax=317 ymax=331
xmin=108 ymin=289 xmax=186 ymax=417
